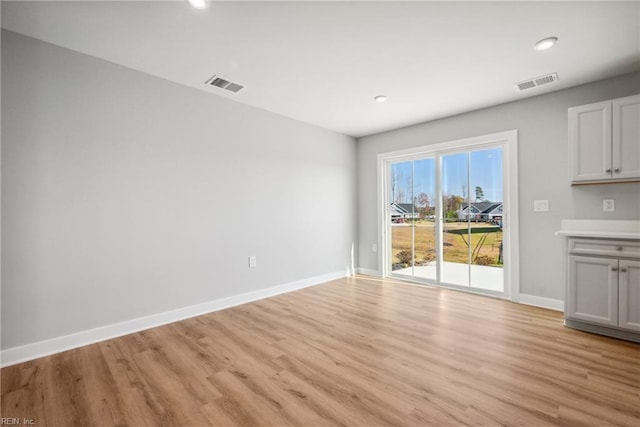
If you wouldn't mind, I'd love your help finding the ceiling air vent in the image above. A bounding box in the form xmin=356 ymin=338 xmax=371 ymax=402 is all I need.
xmin=210 ymin=77 xmax=230 ymax=88
xmin=205 ymin=75 xmax=244 ymax=93
xmin=514 ymin=73 xmax=558 ymax=91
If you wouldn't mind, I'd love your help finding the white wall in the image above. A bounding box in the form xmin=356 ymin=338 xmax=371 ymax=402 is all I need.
xmin=0 ymin=6 xmax=3 ymax=356
xmin=357 ymin=72 xmax=640 ymax=301
xmin=3 ymin=27 xmax=638 ymax=356
xmin=1 ymin=30 xmax=357 ymax=351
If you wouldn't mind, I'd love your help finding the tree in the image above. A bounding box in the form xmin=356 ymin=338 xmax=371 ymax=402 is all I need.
xmin=406 ymin=174 xmax=413 ymax=203
xmin=391 ymin=167 xmax=410 ymax=203
xmin=443 ymin=194 xmax=464 ymax=218
xmin=475 ymin=186 xmax=485 ymax=202
xmin=391 ymin=168 xmax=399 ymax=203
xmin=417 ymin=193 xmax=430 ymax=218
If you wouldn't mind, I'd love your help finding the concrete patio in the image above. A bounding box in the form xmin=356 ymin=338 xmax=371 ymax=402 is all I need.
xmin=393 ymin=261 xmax=504 ymax=292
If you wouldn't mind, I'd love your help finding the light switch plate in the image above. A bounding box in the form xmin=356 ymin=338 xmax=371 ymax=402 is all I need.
xmin=249 ymin=256 xmax=257 ymax=268
xmin=533 ymin=200 xmax=549 ymax=212
xmin=603 ymin=199 xmax=615 ymax=212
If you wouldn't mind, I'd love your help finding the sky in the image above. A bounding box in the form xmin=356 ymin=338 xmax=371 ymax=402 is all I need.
xmin=391 ymin=147 xmax=503 ymax=205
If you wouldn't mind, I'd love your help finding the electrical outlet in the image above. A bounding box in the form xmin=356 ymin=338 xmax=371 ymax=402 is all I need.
xmin=372 ymin=243 xmax=377 ymax=253
xmin=249 ymin=256 xmax=257 ymax=268
xmin=533 ymin=200 xmax=549 ymax=212
xmin=603 ymin=199 xmax=615 ymax=212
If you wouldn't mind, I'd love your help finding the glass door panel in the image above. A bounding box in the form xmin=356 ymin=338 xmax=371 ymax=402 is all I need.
xmin=391 ymin=223 xmax=414 ymax=276
xmin=389 ymin=161 xmax=414 ymax=277
xmin=412 ymin=158 xmax=436 ymax=281
xmin=441 ymin=152 xmax=470 ymax=286
xmin=469 ymin=148 xmax=504 ymax=291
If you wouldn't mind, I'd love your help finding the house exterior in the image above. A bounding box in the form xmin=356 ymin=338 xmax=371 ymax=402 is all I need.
xmin=459 ymin=202 xmax=503 ymax=222
xmin=390 ymin=203 xmax=420 ymax=222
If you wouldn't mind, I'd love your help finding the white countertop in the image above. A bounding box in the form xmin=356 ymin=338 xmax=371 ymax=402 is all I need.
xmin=556 ymin=219 xmax=640 ymax=239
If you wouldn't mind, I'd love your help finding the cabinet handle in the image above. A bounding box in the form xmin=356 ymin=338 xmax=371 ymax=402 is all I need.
xmin=620 ymin=268 xmax=627 ymax=273
xmin=612 ymin=267 xmax=618 ymax=272
xmin=614 ymin=168 xmax=620 ymax=173
xmin=605 ymin=168 xmax=611 ymax=173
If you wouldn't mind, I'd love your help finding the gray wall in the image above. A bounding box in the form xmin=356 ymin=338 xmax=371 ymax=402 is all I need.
xmin=358 ymin=72 xmax=640 ymax=300
xmin=1 ymin=31 xmax=357 ymax=350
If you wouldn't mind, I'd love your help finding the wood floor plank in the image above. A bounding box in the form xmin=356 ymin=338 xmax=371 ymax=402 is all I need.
xmin=131 ymin=349 xmax=211 ymax=426
xmin=74 ymin=344 xmax=127 ymax=426
xmin=267 ymin=369 xmax=379 ymax=427
xmin=2 ymin=275 xmax=640 ymax=426
xmin=98 ymin=339 xmax=170 ymax=427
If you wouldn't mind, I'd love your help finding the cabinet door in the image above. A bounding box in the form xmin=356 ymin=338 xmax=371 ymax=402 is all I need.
xmin=569 ymin=101 xmax=612 ymax=182
xmin=612 ymin=95 xmax=640 ymax=180
xmin=568 ymin=255 xmax=618 ymax=326
xmin=618 ymin=259 xmax=640 ymax=332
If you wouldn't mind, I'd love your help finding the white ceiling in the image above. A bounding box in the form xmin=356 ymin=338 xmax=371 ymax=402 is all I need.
xmin=2 ymin=1 xmax=639 ymax=137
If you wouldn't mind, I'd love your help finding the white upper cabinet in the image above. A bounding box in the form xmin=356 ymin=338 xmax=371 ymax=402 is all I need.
xmin=613 ymin=96 xmax=640 ymax=180
xmin=569 ymin=94 xmax=640 ymax=184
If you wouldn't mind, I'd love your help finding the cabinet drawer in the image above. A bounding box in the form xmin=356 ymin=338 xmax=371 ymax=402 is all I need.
xmin=569 ymin=238 xmax=640 ymax=259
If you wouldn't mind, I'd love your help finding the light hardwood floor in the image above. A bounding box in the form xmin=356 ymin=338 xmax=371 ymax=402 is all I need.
xmin=2 ymin=275 xmax=640 ymax=426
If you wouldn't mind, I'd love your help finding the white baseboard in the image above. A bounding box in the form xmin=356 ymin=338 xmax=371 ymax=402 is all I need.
xmin=1 ymin=270 xmax=349 ymax=367
xmin=356 ymin=267 xmax=381 ymax=277
xmin=518 ymin=294 xmax=564 ymax=312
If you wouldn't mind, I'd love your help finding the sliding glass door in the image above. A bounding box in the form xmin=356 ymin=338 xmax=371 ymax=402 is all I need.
xmin=442 ymin=152 xmax=470 ymax=287
xmin=390 ymin=158 xmax=436 ymax=281
xmin=386 ymin=143 xmax=506 ymax=295
xmin=469 ymin=148 xmax=503 ymax=291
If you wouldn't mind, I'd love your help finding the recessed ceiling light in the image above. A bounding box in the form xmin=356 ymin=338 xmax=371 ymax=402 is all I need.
xmin=187 ymin=0 xmax=208 ymax=10
xmin=374 ymin=95 xmax=388 ymax=103
xmin=534 ymin=37 xmax=558 ymax=51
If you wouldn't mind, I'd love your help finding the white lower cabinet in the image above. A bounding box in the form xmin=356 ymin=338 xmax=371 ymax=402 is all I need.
xmin=565 ymin=238 xmax=640 ymax=342
xmin=619 ymin=259 xmax=640 ymax=332
xmin=568 ymin=255 xmax=618 ymax=326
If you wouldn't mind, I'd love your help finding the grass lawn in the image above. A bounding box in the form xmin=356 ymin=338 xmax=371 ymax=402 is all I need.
xmin=391 ymin=220 xmax=503 ymax=267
